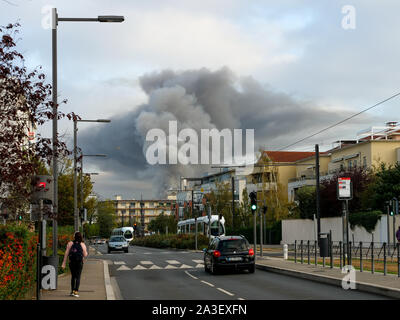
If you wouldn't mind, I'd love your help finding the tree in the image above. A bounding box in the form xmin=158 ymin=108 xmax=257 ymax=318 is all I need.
xmin=0 ymin=23 xmax=73 ymax=219
xmin=147 ymin=213 xmax=177 ymax=234
xmin=97 ymin=200 xmax=116 ymax=238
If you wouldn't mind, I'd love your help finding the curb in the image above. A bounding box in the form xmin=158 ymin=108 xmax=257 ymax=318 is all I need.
xmin=103 ymin=260 xmax=115 ymax=300
xmin=256 ymin=263 xmax=400 ymax=299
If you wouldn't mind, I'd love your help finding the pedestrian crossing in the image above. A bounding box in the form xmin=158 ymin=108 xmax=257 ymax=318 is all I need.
xmin=114 ymin=259 xmax=204 ymax=271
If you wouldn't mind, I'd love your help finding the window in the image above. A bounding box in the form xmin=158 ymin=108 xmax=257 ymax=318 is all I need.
xmin=363 ymin=156 xmax=367 ymax=169
xmin=348 ymin=160 xmax=352 ymax=170
xmin=353 ymin=160 xmax=357 ymax=167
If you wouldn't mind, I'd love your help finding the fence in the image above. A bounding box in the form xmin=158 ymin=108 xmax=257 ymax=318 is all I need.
xmin=291 ymin=240 xmax=400 ymax=277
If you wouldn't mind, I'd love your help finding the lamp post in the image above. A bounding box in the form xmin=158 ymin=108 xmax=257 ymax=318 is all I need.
xmin=78 ymin=154 xmax=106 ymax=231
xmin=73 ymin=119 xmax=110 ymax=232
xmin=51 ymin=8 xmax=124 ymax=256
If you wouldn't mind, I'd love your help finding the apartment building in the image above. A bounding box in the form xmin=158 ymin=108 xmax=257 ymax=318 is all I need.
xmin=288 ymin=122 xmax=400 ymax=202
xmin=113 ymin=195 xmax=176 ymax=230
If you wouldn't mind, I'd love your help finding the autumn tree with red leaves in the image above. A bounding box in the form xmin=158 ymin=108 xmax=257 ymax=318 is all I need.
xmin=0 ymin=23 xmax=74 ymax=219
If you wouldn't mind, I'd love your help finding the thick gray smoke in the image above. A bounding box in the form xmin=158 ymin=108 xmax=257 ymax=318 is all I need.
xmin=79 ymin=67 xmax=372 ymax=198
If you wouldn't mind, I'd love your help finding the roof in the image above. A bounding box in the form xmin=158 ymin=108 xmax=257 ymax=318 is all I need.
xmin=263 ymin=151 xmax=316 ymax=163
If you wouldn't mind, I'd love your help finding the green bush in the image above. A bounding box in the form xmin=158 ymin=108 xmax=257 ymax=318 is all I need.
xmin=349 ymin=210 xmax=382 ymax=233
xmin=131 ymin=234 xmax=209 ymax=250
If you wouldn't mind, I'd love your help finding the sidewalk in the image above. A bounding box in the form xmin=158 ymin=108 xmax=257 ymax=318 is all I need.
xmin=41 ymin=246 xmax=107 ymax=300
xmin=255 ymin=255 xmax=400 ymax=299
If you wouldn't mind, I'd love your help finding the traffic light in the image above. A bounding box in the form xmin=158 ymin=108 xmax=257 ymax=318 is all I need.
xmin=133 ymin=223 xmax=137 ymax=231
xmin=249 ymin=191 xmax=257 ymax=212
xmin=393 ymin=197 xmax=399 ymax=215
xmin=31 ymin=175 xmax=54 ymax=204
xmin=263 ymin=205 xmax=268 ymax=215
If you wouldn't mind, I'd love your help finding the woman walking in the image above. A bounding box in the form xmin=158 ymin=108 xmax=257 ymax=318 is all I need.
xmin=62 ymin=231 xmax=88 ymax=297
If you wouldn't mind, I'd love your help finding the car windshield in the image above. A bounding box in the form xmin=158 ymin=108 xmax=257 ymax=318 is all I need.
xmin=110 ymin=237 xmax=125 ymax=242
xmin=219 ymin=239 xmax=248 ymax=252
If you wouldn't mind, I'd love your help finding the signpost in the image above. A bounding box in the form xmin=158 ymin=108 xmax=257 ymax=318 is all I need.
xmin=338 ymin=177 xmax=353 ymax=265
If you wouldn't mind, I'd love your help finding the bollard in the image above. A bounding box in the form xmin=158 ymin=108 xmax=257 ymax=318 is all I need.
xmin=329 ymin=231 xmax=333 ymax=269
xmin=339 ymin=241 xmax=342 ymax=269
xmin=307 ymin=240 xmax=310 ymax=265
xmin=349 ymin=241 xmax=352 ymax=265
xmin=283 ymin=244 xmax=288 ymax=260
xmin=314 ymin=240 xmax=317 ymax=266
xmin=301 ymin=240 xmax=303 ymax=264
xmin=36 ymin=243 xmax=41 ymax=300
xmin=360 ymin=241 xmax=363 ymax=272
xmin=383 ymin=242 xmax=387 ymax=276
xmin=294 ymin=240 xmax=297 ymax=263
xmin=397 ymin=243 xmax=400 ymax=278
xmin=371 ymin=241 xmax=374 ymax=274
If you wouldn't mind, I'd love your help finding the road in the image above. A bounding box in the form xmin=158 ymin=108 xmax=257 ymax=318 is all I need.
xmin=91 ymin=244 xmax=388 ymax=300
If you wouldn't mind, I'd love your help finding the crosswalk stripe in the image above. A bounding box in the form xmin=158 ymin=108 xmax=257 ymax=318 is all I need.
xmin=192 ymin=260 xmax=203 ymax=264
xmin=140 ymin=261 xmax=153 ymax=265
xmin=133 ymin=265 xmax=147 ymax=270
xmin=195 ymin=264 xmax=204 ymax=268
xmin=117 ymin=265 xmax=130 ymax=271
xmin=165 ymin=265 xmax=178 ymax=269
xmin=180 ymin=264 xmax=194 ymax=269
xmin=166 ymin=260 xmax=180 ymax=264
xmin=114 ymin=261 xmax=126 ymax=265
xmin=149 ymin=265 xmax=162 ymax=269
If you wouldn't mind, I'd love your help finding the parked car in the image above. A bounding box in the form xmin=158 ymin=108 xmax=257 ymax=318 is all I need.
xmin=203 ymin=235 xmax=255 ymax=274
xmin=107 ymin=236 xmax=129 ymax=253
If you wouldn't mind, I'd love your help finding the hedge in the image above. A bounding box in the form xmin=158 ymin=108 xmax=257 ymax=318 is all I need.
xmin=349 ymin=210 xmax=382 ymax=233
xmin=0 ymin=224 xmax=37 ymax=300
xmin=131 ymin=234 xmax=210 ymax=250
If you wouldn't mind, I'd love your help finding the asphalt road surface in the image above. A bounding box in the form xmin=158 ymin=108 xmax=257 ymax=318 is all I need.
xmin=92 ymin=244 xmax=388 ymax=300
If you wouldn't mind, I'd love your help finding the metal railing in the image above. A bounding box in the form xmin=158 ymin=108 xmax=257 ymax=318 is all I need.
xmin=291 ymin=240 xmax=400 ymax=277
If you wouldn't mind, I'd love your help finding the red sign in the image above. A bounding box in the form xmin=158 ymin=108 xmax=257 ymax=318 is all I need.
xmin=37 ymin=182 xmax=46 ymax=189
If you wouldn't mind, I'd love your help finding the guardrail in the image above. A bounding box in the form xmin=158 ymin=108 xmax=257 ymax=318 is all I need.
xmin=290 ymin=240 xmax=400 ymax=277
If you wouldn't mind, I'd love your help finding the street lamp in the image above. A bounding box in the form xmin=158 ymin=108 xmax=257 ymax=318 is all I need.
xmin=51 ymin=7 xmax=123 ymax=259
xmin=73 ymin=119 xmax=110 ymax=232
xmin=77 ymin=154 xmax=106 ymax=231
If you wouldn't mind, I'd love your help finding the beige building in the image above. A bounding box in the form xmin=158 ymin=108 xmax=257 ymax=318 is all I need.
xmin=288 ymin=122 xmax=400 ymax=202
xmin=114 ymin=195 xmax=176 ymax=230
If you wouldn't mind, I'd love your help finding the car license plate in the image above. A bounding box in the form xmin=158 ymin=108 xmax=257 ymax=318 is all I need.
xmin=228 ymin=257 xmax=242 ymax=262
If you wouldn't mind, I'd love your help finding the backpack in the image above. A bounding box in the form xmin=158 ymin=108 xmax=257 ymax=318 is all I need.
xmin=69 ymin=241 xmax=83 ymax=263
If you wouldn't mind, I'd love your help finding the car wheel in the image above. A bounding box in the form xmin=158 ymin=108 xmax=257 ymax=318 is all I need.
xmin=248 ymin=264 xmax=255 ymax=273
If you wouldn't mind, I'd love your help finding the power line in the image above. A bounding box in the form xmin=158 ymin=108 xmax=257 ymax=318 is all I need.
xmin=278 ymin=91 xmax=400 ymax=151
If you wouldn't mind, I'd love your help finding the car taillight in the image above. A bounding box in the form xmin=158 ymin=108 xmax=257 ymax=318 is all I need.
xmin=248 ymin=248 xmax=254 ymax=256
xmin=213 ymin=250 xmax=221 ymax=258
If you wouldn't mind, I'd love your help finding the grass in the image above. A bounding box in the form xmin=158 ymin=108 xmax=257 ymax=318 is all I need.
xmin=288 ymin=257 xmax=400 ymax=275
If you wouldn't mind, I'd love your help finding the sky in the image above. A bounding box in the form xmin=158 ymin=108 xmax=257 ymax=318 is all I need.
xmin=2 ymin=0 xmax=400 ymax=199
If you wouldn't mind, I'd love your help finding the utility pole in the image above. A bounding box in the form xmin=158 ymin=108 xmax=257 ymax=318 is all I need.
xmin=315 ymin=144 xmax=321 ymax=243
xmin=232 ymin=176 xmax=235 ymax=230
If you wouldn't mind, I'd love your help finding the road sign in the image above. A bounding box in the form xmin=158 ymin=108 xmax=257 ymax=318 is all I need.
xmin=338 ymin=177 xmax=352 ymax=200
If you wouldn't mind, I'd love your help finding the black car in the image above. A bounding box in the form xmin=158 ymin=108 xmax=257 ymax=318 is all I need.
xmin=203 ymin=235 xmax=255 ymax=274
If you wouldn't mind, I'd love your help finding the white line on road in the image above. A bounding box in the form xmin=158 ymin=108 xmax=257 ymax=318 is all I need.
xmin=166 ymin=260 xmax=180 ymax=264
xmin=192 ymin=260 xmax=203 ymax=264
xmin=238 ymin=298 xmax=245 ymax=300
xmin=114 ymin=261 xmax=126 ymax=265
xmin=217 ymin=288 xmax=234 ymax=296
xmin=185 ymin=271 xmax=198 ymax=280
xmin=201 ymin=280 xmax=215 ymax=287
xmin=140 ymin=261 xmax=153 ymax=265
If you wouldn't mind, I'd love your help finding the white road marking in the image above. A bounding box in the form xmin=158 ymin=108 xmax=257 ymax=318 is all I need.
xmin=149 ymin=265 xmax=162 ymax=269
xmin=180 ymin=264 xmax=194 ymax=269
xmin=133 ymin=265 xmax=147 ymax=270
xmin=217 ymin=288 xmax=234 ymax=296
xmin=201 ymin=280 xmax=214 ymax=287
xmin=140 ymin=261 xmax=153 ymax=265
xmin=195 ymin=264 xmax=204 ymax=268
xmin=114 ymin=261 xmax=126 ymax=265
xmin=238 ymin=298 xmax=245 ymax=300
xmin=165 ymin=265 xmax=178 ymax=269
xmin=185 ymin=271 xmax=198 ymax=280
xmin=116 ymin=265 xmax=131 ymax=271
xmin=192 ymin=260 xmax=203 ymax=264
xmin=166 ymin=260 xmax=180 ymax=264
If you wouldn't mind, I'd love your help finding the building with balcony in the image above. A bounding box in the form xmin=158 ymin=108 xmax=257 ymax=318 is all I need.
xmin=287 ymin=122 xmax=400 ymax=202
xmin=113 ymin=195 xmax=176 ymax=230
